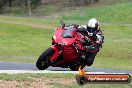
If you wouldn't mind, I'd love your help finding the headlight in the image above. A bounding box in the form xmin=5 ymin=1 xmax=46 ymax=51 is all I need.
xmin=58 ymin=42 xmax=65 ymax=47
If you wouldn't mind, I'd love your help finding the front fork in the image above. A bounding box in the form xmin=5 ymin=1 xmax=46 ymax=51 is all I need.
xmin=50 ymin=45 xmax=62 ymax=63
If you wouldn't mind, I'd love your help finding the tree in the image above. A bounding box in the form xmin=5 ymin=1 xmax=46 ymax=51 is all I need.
xmin=8 ymin=0 xmax=12 ymax=7
xmin=27 ymin=0 xmax=32 ymax=17
xmin=25 ymin=0 xmax=41 ymax=16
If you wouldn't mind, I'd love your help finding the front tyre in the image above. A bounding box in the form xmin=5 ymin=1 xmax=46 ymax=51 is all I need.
xmin=36 ymin=47 xmax=54 ymax=70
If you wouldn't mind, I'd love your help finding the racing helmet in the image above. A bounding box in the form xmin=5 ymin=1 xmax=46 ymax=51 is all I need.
xmin=87 ymin=18 xmax=99 ymax=36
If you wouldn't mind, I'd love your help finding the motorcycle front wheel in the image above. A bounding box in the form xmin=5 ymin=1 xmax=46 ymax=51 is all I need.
xmin=36 ymin=47 xmax=55 ymax=70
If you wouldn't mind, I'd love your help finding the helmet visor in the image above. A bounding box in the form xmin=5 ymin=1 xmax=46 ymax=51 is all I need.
xmin=87 ymin=27 xmax=96 ymax=34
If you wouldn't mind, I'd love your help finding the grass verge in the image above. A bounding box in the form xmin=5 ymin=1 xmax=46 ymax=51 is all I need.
xmin=62 ymin=2 xmax=132 ymax=22
xmin=0 ymin=73 xmax=131 ymax=88
xmin=0 ymin=22 xmax=53 ymax=63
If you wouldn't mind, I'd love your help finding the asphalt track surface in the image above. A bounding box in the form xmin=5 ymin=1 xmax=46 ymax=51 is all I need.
xmin=0 ymin=61 xmax=132 ymax=74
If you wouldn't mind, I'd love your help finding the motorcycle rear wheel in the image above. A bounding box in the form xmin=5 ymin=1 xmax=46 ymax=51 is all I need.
xmin=36 ymin=47 xmax=54 ymax=70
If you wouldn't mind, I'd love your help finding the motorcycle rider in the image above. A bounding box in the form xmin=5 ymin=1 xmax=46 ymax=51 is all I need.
xmin=78 ymin=18 xmax=104 ymax=66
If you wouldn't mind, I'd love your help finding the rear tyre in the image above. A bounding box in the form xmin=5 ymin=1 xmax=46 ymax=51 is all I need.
xmin=36 ymin=47 xmax=54 ymax=70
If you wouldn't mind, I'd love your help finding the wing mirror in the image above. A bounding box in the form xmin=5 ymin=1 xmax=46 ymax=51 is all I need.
xmin=60 ymin=20 xmax=65 ymax=28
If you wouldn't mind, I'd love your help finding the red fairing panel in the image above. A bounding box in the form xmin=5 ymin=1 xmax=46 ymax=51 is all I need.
xmin=50 ymin=45 xmax=60 ymax=61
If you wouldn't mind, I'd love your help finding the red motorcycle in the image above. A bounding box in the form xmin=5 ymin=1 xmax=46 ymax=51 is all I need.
xmin=36 ymin=21 xmax=98 ymax=71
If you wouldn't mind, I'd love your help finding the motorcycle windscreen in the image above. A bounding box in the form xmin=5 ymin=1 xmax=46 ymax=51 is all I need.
xmin=61 ymin=27 xmax=76 ymax=38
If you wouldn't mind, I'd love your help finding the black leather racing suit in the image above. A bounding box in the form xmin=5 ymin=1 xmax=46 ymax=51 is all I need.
xmin=78 ymin=25 xmax=104 ymax=66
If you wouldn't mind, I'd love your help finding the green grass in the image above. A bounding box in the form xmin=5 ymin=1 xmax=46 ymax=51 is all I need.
xmin=62 ymin=2 xmax=132 ymax=22
xmin=0 ymin=22 xmax=54 ymax=63
xmin=0 ymin=73 xmax=74 ymax=81
xmin=93 ymin=24 xmax=132 ymax=70
xmin=64 ymin=83 xmax=132 ymax=88
xmin=0 ymin=73 xmax=131 ymax=88
xmin=0 ymin=15 xmax=59 ymax=27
